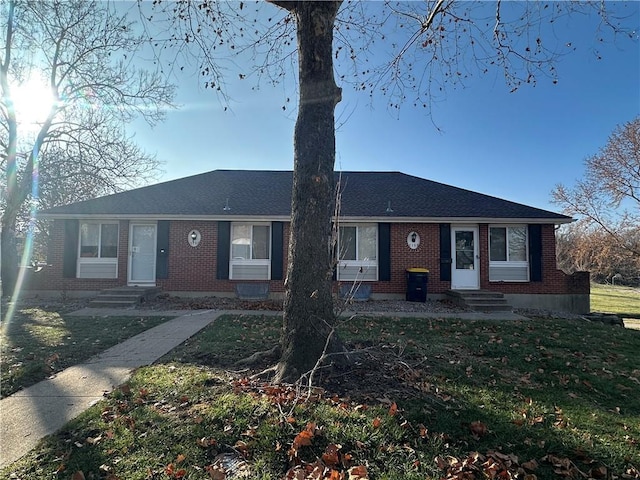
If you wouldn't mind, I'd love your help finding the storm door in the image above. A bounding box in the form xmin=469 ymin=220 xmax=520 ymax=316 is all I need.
xmin=128 ymin=223 xmax=157 ymax=285
xmin=451 ymin=226 xmax=480 ymax=289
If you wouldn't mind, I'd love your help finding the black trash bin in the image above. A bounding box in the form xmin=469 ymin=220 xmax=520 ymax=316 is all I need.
xmin=406 ymin=268 xmax=429 ymax=302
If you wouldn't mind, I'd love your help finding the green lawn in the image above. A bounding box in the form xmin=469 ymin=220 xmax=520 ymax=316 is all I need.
xmin=0 ymin=306 xmax=174 ymax=398
xmin=591 ymin=283 xmax=640 ymax=329
xmin=3 ymin=313 xmax=639 ymax=480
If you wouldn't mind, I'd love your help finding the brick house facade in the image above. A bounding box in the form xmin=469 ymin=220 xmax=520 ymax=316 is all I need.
xmin=31 ymin=170 xmax=589 ymax=313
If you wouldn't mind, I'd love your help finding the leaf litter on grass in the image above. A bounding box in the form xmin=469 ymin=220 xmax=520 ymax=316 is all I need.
xmin=3 ymin=315 xmax=640 ymax=480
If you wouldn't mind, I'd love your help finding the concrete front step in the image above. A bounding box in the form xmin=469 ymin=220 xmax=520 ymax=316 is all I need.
xmin=89 ymin=286 xmax=161 ymax=308
xmin=446 ymin=290 xmax=513 ymax=313
xmin=89 ymin=300 xmax=140 ymax=308
xmin=93 ymin=294 xmax=142 ymax=302
xmin=450 ymin=292 xmax=504 ymax=299
xmin=464 ymin=302 xmax=513 ymax=312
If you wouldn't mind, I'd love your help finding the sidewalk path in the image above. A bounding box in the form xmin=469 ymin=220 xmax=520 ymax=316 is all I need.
xmin=0 ymin=309 xmax=224 ymax=469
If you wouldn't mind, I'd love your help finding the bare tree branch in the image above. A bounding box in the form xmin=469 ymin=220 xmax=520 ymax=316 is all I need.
xmin=1 ymin=0 xmax=175 ymax=294
xmin=553 ymin=117 xmax=640 ymax=258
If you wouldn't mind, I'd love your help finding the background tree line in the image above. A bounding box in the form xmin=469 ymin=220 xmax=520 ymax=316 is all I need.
xmin=556 ymin=223 xmax=640 ymax=285
xmin=553 ymin=117 xmax=640 ymax=286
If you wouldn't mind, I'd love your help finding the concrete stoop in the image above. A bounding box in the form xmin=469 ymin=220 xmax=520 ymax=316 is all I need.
xmin=89 ymin=286 xmax=161 ymax=308
xmin=446 ymin=290 xmax=513 ymax=312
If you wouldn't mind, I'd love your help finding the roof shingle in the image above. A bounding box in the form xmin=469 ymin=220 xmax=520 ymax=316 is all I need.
xmin=40 ymin=170 xmax=571 ymax=222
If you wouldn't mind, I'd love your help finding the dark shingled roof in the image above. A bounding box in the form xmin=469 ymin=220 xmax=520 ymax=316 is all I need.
xmin=41 ymin=170 xmax=571 ymax=221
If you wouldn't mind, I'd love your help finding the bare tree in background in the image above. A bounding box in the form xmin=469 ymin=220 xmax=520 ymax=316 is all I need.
xmin=553 ymin=117 xmax=640 ymax=259
xmin=0 ymin=0 xmax=175 ymax=297
xmin=144 ymin=1 xmax=637 ymax=383
xmin=557 ymin=222 xmax=640 ymax=285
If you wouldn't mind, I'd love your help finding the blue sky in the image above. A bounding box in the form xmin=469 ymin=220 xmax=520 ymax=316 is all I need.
xmin=132 ymin=2 xmax=639 ymax=214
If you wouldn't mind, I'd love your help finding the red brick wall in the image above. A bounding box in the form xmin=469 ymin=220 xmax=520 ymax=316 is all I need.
xmin=157 ymin=220 xmax=289 ymax=294
xmin=370 ymin=223 xmax=445 ymax=295
xmin=157 ymin=220 xmax=218 ymax=292
xmin=27 ymin=220 xmax=586 ymax=297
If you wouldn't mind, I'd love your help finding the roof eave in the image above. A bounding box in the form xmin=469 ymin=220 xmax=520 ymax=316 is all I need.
xmin=342 ymin=215 xmax=573 ymax=224
xmin=38 ymin=213 xmax=573 ymax=224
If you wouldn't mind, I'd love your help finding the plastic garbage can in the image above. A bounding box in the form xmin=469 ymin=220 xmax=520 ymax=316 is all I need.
xmin=406 ymin=268 xmax=429 ymax=302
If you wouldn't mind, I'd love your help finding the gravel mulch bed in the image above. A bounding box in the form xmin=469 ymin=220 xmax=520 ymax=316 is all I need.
xmin=140 ymin=293 xmax=472 ymax=314
xmin=4 ymin=294 xmax=587 ymax=321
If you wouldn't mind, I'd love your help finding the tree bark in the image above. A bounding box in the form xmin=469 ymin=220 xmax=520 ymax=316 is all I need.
xmin=273 ymin=0 xmax=344 ymax=383
xmin=1 ymin=218 xmax=19 ymax=298
xmin=0 ymin=0 xmax=19 ymax=298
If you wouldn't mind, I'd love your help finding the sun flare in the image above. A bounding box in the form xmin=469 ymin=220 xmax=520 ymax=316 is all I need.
xmin=10 ymin=78 xmax=56 ymax=128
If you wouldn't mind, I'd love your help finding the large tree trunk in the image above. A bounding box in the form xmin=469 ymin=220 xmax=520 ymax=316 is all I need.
xmin=273 ymin=0 xmax=344 ymax=383
xmin=1 ymin=148 xmax=36 ymax=300
xmin=0 ymin=215 xmax=19 ymax=299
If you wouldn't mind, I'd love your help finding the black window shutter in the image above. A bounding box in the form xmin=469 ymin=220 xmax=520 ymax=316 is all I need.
xmin=271 ymin=222 xmax=284 ymax=281
xmin=156 ymin=221 xmax=170 ymax=279
xmin=528 ymin=224 xmax=543 ymax=282
xmin=378 ymin=223 xmax=391 ymax=281
xmin=439 ymin=223 xmax=452 ymax=282
xmin=63 ymin=219 xmax=79 ymax=278
xmin=331 ymin=222 xmax=337 ymax=281
xmin=217 ymin=221 xmax=230 ymax=280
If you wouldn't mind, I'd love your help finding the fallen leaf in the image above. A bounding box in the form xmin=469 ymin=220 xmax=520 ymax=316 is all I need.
xmin=322 ymin=443 xmax=341 ymax=467
xmin=590 ymin=466 xmax=607 ymax=479
xmin=45 ymin=353 xmax=60 ymax=366
xmin=71 ymin=472 xmax=86 ymax=480
xmin=470 ymin=421 xmax=488 ymax=437
xmin=293 ymin=429 xmax=314 ymax=447
xmin=86 ymin=435 xmax=102 ymax=445
xmin=205 ymin=463 xmax=226 ymax=480
xmin=328 ymin=469 xmax=342 ymax=480
xmin=234 ymin=440 xmax=249 ymax=455
xmin=348 ymin=465 xmax=369 ymax=479
xmin=197 ymin=437 xmax=217 ymax=447
xmin=372 ymin=417 xmax=382 ymax=428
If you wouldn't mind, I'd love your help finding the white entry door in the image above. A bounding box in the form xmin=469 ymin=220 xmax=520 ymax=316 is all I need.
xmin=451 ymin=226 xmax=480 ymax=290
xmin=128 ymin=223 xmax=157 ymax=285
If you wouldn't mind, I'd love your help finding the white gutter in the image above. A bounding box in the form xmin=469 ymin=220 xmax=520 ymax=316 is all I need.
xmin=38 ymin=213 xmax=573 ymax=224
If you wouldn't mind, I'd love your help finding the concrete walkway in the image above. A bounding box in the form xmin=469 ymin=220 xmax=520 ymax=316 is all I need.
xmin=69 ymin=307 xmax=527 ymax=322
xmin=0 ymin=307 xmax=527 ymax=470
xmin=0 ymin=309 xmax=225 ymax=469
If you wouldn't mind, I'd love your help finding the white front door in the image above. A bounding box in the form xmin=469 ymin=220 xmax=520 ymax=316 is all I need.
xmin=128 ymin=223 xmax=157 ymax=285
xmin=451 ymin=226 xmax=480 ymax=290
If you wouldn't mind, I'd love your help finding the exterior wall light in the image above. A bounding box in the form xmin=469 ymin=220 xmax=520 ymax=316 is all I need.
xmin=188 ymin=229 xmax=201 ymax=247
xmin=407 ymin=231 xmax=420 ymax=250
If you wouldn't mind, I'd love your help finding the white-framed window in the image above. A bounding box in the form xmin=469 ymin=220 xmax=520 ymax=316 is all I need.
xmin=77 ymin=222 xmax=119 ymax=278
xmin=230 ymin=223 xmax=271 ymax=280
xmin=337 ymin=224 xmax=378 ymax=281
xmin=489 ymin=225 xmax=529 ymax=282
